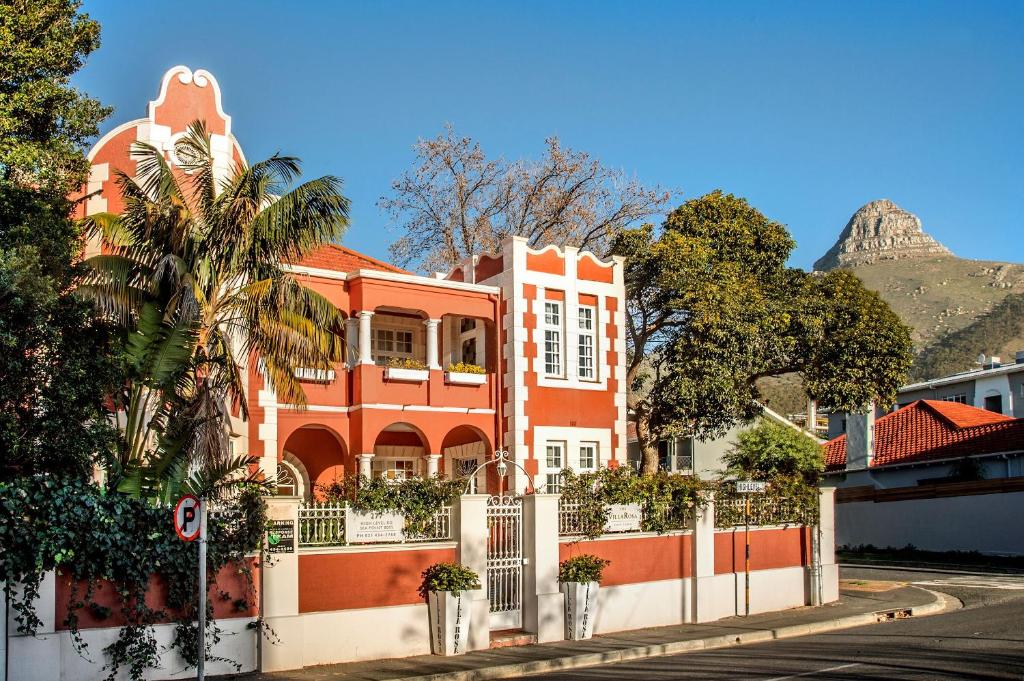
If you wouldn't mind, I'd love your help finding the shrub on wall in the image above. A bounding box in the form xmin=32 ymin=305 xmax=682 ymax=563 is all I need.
xmin=317 ymin=475 xmax=464 ymax=535
xmin=559 ymin=467 xmax=711 ymax=538
xmin=0 ymin=475 xmax=267 ymax=680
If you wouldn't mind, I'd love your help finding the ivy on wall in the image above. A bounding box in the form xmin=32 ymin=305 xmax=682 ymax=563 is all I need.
xmin=318 ymin=475 xmax=464 ymax=535
xmin=0 ymin=475 xmax=267 ymax=680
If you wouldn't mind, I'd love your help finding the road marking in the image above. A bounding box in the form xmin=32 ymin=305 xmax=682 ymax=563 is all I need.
xmin=764 ymin=662 xmax=861 ymax=680
xmin=912 ymin=576 xmax=1024 ymax=590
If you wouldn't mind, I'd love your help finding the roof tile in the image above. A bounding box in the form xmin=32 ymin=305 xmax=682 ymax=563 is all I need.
xmin=292 ymin=244 xmax=407 ymax=275
xmin=825 ymin=400 xmax=1024 ymax=471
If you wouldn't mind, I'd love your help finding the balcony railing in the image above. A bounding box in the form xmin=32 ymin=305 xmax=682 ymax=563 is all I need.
xmin=297 ymin=502 xmax=452 ymax=547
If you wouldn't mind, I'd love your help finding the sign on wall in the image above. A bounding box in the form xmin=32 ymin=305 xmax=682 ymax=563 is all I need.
xmin=345 ymin=508 xmax=405 ymax=543
xmin=603 ymin=503 xmax=642 ymax=533
xmin=735 ymin=480 xmax=768 ymax=494
xmin=267 ymin=519 xmax=295 ymax=554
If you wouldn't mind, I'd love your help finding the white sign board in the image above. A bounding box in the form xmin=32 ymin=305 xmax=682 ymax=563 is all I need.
xmin=735 ymin=480 xmax=767 ymax=494
xmin=345 ymin=508 xmax=405 ymax=543
xmin=173 ymin=494 xmax=201 ymax=541
xmin=603 ymin=503 xmax=643 ymax=533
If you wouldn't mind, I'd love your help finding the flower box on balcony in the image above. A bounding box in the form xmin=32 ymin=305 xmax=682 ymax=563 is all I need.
xmin=385 ymin=367 xmax=430 ymax=382
xmin=445 ymin=371 xmax=487 ymax=386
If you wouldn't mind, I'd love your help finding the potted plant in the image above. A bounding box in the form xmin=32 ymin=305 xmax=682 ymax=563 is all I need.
xmin=558 ymin=554 xmax=610 ymax=640
xmin=385 ymin=357 xmax=430 ymax=382
xmin=445 ymin=361 xmax=488 ymax=385
xmin=419 ymin=562 xmax=481 ymax=655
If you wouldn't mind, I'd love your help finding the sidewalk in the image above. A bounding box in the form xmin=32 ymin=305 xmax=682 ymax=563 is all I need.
xmin=232 ymin=583 xmax=953 ymax=681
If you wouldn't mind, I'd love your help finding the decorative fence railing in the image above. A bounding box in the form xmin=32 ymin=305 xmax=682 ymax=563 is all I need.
xmin=714 ymin=491 xmax=817 ymax=528
xmin=558 ymin=501 xmax=693 ymax=537
xmin=297 ymin=502 xmax=452 ymax=547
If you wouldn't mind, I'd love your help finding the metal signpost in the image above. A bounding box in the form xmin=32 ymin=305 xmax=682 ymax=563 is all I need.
xmin=735 ymin=480 xmax=766 ymax=616
xmin=174 ymin=494 xmax=206 ymax=680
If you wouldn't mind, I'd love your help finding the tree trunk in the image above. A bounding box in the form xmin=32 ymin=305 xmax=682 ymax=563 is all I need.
xmin=635 ymin=412 xmax=660 ymax=475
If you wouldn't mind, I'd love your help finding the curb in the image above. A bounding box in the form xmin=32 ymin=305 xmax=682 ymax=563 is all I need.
xmin=841 ymin=562 xmax=1024 ymax=577
xmin=405 ymin=587 xmax=956 ymax=681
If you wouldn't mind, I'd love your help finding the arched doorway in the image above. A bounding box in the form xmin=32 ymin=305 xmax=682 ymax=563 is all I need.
xmin=372 ymin=423 xmax=429 ymax=480
xmin=441 ymin=425 xmax=492 ymax=491
xmin=281 ymin=425 xmax=348 ymax=498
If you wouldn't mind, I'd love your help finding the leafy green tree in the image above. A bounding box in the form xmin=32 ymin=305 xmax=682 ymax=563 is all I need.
xmin=79 ymin=122 xmax=351 ymax=500
xmin=722 ymin=419 xmax=824 ymax=484
xmin=615 ymin=191 xmax=913 ymax=474
xmin=0 ymin=0 xmax=120 ymax=480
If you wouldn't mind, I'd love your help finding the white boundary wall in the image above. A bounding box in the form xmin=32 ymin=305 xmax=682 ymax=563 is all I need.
xmin=837 ymin=491 xmax=1024 ymax=555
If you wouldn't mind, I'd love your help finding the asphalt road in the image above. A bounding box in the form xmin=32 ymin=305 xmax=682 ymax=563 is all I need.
xmin=510 ymin=567 xmax=1024 ymax=680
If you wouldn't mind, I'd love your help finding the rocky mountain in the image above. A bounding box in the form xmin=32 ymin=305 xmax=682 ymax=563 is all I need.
xmin=815 ymin=199 xmax=1024 ymax=380
xmin=813 ymin=199 xmax=951 ymax=271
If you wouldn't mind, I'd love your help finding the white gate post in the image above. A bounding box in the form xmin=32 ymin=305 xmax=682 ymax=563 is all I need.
xmin=691 ymin=493 xmax=718 ymax=623
xmin=522 ymin=493 xmax=564 ymax=642
xmin=818 ymin=487 xmax=839 ymax=603
xmin=455 ymin=494 xmax=490 ymax=651
xmin=259 ymin=497 xmax=302 ymax=672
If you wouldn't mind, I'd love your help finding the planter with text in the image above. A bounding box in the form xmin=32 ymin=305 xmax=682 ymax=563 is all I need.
xmin=420 ymin=562 xmax=481 ymax=655
xmin=558 ymin=554 xmax=610 ymax=640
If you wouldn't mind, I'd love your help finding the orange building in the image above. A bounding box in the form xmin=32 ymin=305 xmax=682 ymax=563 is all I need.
xmin=79 ymin=66 xmax=626 ymax=498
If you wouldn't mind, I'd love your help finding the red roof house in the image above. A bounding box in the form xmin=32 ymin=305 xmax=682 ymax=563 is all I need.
xmin=825 ymin=400 xmax=1024 ymax=471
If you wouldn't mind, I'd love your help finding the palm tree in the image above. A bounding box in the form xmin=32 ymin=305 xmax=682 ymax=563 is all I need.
xmin=79 ymin=121 xmax=349 ymax=501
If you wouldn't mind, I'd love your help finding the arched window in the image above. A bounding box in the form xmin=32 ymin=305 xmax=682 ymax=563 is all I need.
xmin=276 ymin=461 xmax=301 ymax=497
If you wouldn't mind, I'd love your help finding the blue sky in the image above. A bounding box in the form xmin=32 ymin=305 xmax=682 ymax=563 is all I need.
xmin=73 ymin=0 xmax=1024 ymax=271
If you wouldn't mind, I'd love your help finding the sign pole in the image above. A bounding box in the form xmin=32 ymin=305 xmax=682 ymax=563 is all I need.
xmin=197 ymin=499 xmax=207 ymax=681
xmin=744 ymin=495 xmax=751 ymax=617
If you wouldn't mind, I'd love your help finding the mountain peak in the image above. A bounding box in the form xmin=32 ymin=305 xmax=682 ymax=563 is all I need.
xmin=814 ymin=199 xmax=951 ymax=271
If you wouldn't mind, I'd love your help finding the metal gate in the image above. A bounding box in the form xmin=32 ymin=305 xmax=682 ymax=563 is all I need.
xmin=486 ymin=495 xmax=523 ymax=629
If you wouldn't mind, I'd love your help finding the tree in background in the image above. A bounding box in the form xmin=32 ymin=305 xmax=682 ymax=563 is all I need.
xmin=79 ymin=122 xmax=351 ymax=501
xmin=616 ymin=191 xmax=913 ymax=474
xmin=0 ymin=0 xmax=121 ymax=479
xmin=722 ymin=419 xmax=824 ymax=485
xmin=380 ymin=125 xmax=672 ymax=272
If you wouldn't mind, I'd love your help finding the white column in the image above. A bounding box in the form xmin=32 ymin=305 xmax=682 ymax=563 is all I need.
xmin=344 ymin=317 xmax=360 ymax=368
xmin=358 ymin=310 xmax=374 ymax=365
xmin=818 ymin=487 xmax=839 ymax=603
xmin=425 ymin=453 xmax=441 ymax=477
xmin=358 ymin=453 xmax=373 ymax=478
xmin=261 ymin=497 xmax=304 ymax=672
xmin=424 ymin=318 xmax=442 ymax=370
xmin=522 ymin=493 xmax=565 ymax=642
xmin=691 ymin=493 xmax=718 ymax=623
xmin=455 ymin=494 xmax=490 ymax=652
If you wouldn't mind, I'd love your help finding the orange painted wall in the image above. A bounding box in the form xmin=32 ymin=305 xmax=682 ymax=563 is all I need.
xmin=558 ymin=534 xmax=692 ymax=586
xmin=714 ymin=527 xmax=811 ymax=574
xmin=298 ymin=547 xmax=455 ymax=612
xmin=282 ymin=426 xmax=350 ymax=486
xmin=526 ymin=249 xmax=565 ymax=275
xmin=54 ymin=559 xmax=258 ymax=630
xmin=475 ymin=255 xmax=503 ymax=282
xmin=577 ymin=254 xmax=615 ymax=283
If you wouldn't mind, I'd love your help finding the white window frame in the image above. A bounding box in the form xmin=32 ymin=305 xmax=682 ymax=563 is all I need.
xmin=371 ymin=457 xmax=419 ymax=481
xmin=545 ymin=441 xmax=566 ymax=493
xmin=578 ymin=442 xmax=597 ymax=471
xmin=941 ymin=393 xmax=968 ymax=404
xmin=543 ymin=300 xmax=564 ymax=377
xmin=371 ymin=326 xmax=415 ymax=365
xmin=577 ymin=305 xmax=597 ymax=381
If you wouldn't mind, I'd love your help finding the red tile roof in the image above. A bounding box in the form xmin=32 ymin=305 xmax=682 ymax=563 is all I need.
xmin=825 ymin=400 xmax=1024 ymax=471
xmin=292 ymin=244 xmax=407 ymax=275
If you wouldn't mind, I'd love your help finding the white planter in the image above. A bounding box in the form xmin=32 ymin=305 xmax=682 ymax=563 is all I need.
xmin=561 ymin=581 xmax=600 ymax=640
xmin=427 ymin=591 xmax=473 ymax=655
xmin=445 ymin=371 xmax=487 ymax=385
xmin=385 ymin=367 xmax=429 ymax=382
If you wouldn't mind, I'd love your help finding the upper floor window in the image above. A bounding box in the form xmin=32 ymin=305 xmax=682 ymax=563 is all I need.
xmin=543 ymin=300 xmax=563 ymax=377
xmin=941 ymin=393 xmax=968 ymax=404
xmin=577 ymin=305 xmax=597 ymax=380
xmin=372 ymin=327 xmax=414 ymax=365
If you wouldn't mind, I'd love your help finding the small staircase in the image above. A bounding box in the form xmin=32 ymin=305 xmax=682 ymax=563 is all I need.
xmin=489 ymin=629 xmax=537 ymax=649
